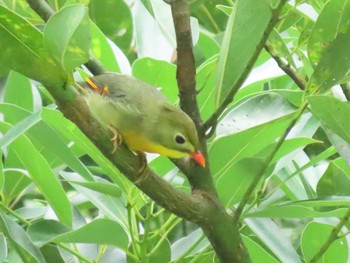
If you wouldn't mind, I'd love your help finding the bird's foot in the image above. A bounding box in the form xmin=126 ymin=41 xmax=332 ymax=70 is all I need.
xmin=134 ymin=152 xmax=148 ymax=185
xmin=108 ymin=124 xmax=122 ymax=153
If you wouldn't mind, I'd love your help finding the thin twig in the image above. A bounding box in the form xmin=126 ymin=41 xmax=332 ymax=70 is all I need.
xmin=233 ymin=102 xmax=308 ymax=223
xmin=264 ymin=44 xmax=305 ymax=90
xmin=309 ymin=207 xmax=350 ymax=263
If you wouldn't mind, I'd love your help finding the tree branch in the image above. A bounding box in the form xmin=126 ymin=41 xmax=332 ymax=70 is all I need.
xmin=202 ymin=0 xmax=289 ymax=136
xmin=309 ymin=207 xmax=350 ymax=263
xmin=264 ymin=44 xmax=305 ymax=90
xmin=168 ymin=0 xmax=218 ymax=195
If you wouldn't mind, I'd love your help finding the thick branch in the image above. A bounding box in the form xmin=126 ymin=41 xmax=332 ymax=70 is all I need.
xmin=168 ymin=0 xmax=217 ymax=195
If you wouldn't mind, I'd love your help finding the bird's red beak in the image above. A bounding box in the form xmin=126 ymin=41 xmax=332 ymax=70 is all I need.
xmin=191 ymin=151 xmax=206 ymax=167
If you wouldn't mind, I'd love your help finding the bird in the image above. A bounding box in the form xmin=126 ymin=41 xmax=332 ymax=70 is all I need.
xmin=76 ymin=73 xmax=205 ymax=167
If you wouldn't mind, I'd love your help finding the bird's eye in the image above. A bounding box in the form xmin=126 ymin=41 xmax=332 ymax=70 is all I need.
xmin=175 ymin=134 xmax=186 ymax=144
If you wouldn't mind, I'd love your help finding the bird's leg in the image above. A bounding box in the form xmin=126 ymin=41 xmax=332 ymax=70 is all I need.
xmin=108 ymin=124 xmax=122 ymax=153
xmin=134 ymin=152 xmax=149 ymax=185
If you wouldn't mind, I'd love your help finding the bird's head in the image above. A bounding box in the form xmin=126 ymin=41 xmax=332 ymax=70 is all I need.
xmin=155 ymin=104 xmax=206 ymax=167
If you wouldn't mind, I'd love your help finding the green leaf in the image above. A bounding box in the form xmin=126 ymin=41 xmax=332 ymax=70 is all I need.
xmin=247 ymin=205 xmax=348 ymax=218
xmin=67 ymin=179 xmax=122 ymax=198
xmin=308 ymin=0 xmax=350 ymax=67
xmin=0 ymin=151 xmax=3 ymax=191
xmin=171 ymin=229 xmax=208 ymax=261
xmin=60 ymin=171 xmax=127 ymax=224
xmin=242 ymin=235 xmax=279 ymax=263
xmin=0 ymin=233 xmax=6 ymax=261
xmin=0 ymin=210 xmax=45 ymax=263
xmin=194 ymin=32 xmax=220 ymax=63
xmin=90 ymin=21 xmax=121 ymax=72
xmin=132 ymin=57 xmax=178 ymax=104
xmin=0 ymin=122 xmax=72 ymax=226
xmin=216 ymin=0 xmax=279 ymax=105
xmin=210 ymin=93 xmax=296 ymax=177
xmin=53 ymin=219 xmax=128 ymax=250
xmin=4 ymin=71 xmax=33 ymax=112
xmin=0 ymin=5 xmax=65 ymax=86
xmin=246 ymin=218 xmax=300 ymax=263
xmin=306 ymin=31 xmax=350 ymax=94
xmin=301 ymin=222 xmax=348 ymax=262
xmin=197 ymin=56 xmax=217 ymax=120
xmin=44 ymin=4 xmax=90 ymax=72
xmin=89 ymin=0 xmax=132 ymax=52
xmin=217 ymin=158 xmax=264 ymax=207
xmin=257 ymin=138 xmax=321 ymax=164
xmin=308 ymin=96 xmax=350 ymax=144
xmin=317 ymin=160 xmax=350 ymax=197
xmin=27 ymin=220 xmax=70 ymax=247
xmin=0 ymin=104 xmax=94 ymax=181
xmin=41 ymin=108 xmax=126 ymax=190
xmin=189 ymin=0 xmax=229 ymax=32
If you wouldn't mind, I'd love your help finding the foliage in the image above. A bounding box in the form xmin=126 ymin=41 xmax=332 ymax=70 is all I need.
xmin=0 ymin=0 xmax=350 ymax=262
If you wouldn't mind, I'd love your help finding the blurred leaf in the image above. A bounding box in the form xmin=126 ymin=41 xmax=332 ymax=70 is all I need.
xmin=171 ymin=229 xmax=208 ymax=261
xmin=245 ymin=218 xmax=301 ymax=263
xmin=0 ymin=104 xmax=94 ymax=181
xmin=247 ymin=205 xmax=348 ymax=218
xmin=211 ymin=112 xmax=295 ymax=178
xmin=217 ymin=93 xmax=295 ymax=137
xmin=324 ymin=127 xmax=350 ymax=167
xmin=0 ymin=4 xmax=65 ymax=86
xmin=4 ymin=71 xmax=33 ymax=112
xmin=242 ymin=235 xmax=279 ymax=263
xmin=89 ymin=0 xmax=132 ymax=52
xmin=132 ymin=58 xmax=178 ymax=104
xmin=60 ymin=171 xmax=127 ymax=225
xmin=189 ymin=0 xmax=229 ymax=32
xmin=0 ymin=151 xmax=3 ymax=191
xmin=27 ymin=220 xmax=70 ymax=247
xmin=257 ymin=138 xmax=321 ymax=164
xmin=301 ymin=222 xmax=348 ymax=263
xmin=0 ymin=122 xmax=72 ymax=226
xmin=308 ymin=0 xmax=350 ymax=67
xmin=90 ymin=21 xmax=121 ymax=72
xmin=194 ymin=32 xmax=220 ymax=63
xmin=41 ymin=108 xmax=126 ymax=190
xmin=308 ymin=96 xmax=350 ymax=144
xmin=217 ymin=158 xmax=264 ymax=207
xmin=216 ymin=0 xmax=279 ymax=105
xmin=306 ymin=31 xmax=350 ymax=94
xmin=317 ymin=160 xmax=350 ymax=197
xmin=0 ymin=210 xmax=45 ymax=263
xmin=292 ymin=196 xmax=350 ymax=207
xmin=0 ymin=233 xmax=6 ymax=261
xmin=53 ymin=219 xmax=128 ymax=250
xmin=148 ymin=237 xmax=171 ymax=263
xmin=67 ymin=179 xmax=122 ymax=198
xmin=197 ymin=56 xmax=217 ymax=120
xmin=44 ymin=4 xmax=90 ymax=72
xmin=267 ymin=29 xmax=296 ymax=68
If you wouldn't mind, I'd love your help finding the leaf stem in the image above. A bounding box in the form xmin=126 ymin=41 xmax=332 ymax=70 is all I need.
xmin=264 ymin=44 xmax=305 ymax=90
